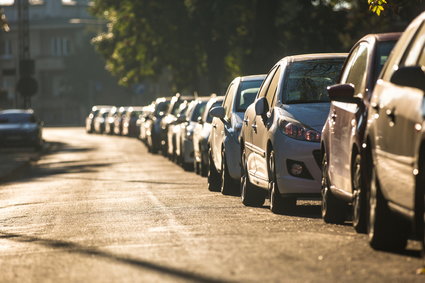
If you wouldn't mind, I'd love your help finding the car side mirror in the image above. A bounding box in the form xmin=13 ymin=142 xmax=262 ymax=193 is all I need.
xmin=327 ymin=84 xmax=361 ymax=104
xmin=209 ymin=106 xmax=225 ymax=119
xmin=390 ymin=66 xmax=425 ymax=91
xmin=255 ymin=97 xmax=267 ymax=116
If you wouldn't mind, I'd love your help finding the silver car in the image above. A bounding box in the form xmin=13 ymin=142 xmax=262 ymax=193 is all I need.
xmin=175 ymin=97 xmax=209 ymax=170
xmin=193 ymin=96 xmax=224 ymax=176
xmin=209 ymin=75 xmax=266 ymax=195
xmin=240 ymin=54 xmax=346 ymax=213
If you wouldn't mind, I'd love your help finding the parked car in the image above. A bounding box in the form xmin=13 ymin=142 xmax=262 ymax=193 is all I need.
xmin=145 ymin=98 xmax=171 ymax=153
xmin=0 ymin=109 xmax=43 ymax=150
xmin=240 ymin=54 xmax=346 ymax=212
xmin=363 ymin=12 xmax=425 ymax=251
xmin=160 ymin=94 xmax=194 ymax=156
xmin=113 ymin=107 xmax=129 ymax=135
xmin=93 ymin=107 xmax=111 ymax=134
xmin=193 ymin=95 xmax=224 ymax=176
xmin=167 ymin=100 xmax=191 ymax=159
xmin=85 ymin=105 xmax=111 ymax=133
xmin=138 ymin=103 xmax=155 ymax=143
xmin=321 ymin=33 xmax=400 ymax=232
xmin=208 ymin=74 xmax=266 ymax=195
xmin=105 ymin=107 xmax=118 ymax=135
xmin=122 ymin=107 xmax=144 ymax=137
xmin=174 ymin=97 xmax=209 ymax=170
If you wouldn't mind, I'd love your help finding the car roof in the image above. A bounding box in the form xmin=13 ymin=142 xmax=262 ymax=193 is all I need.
xmin=0 ymin=109 xmax=34 ymax=115
xmin=283 ymin=53 xmax=348 ymax=63
xmin=239 ymin=74 xmax=267 ymax=82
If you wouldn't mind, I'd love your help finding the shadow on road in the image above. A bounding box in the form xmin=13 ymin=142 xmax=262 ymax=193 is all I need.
xmin=0 ymin=231 xmax=228 ymax=283
xmin=263 ymin=203 xmax=322 ymax=219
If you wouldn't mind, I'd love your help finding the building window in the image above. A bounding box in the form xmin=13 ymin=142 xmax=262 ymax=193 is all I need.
xmin=51 ymin=37 xmax=71 ymax=56
xmin=0 ymin=39 xmax=13 ymax=58
xmin=2 ymin=77 xmax=16 ymax=100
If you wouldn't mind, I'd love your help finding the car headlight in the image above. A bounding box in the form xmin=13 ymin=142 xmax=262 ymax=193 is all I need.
xmin=278 ymin=120 xmax=321 ymax=142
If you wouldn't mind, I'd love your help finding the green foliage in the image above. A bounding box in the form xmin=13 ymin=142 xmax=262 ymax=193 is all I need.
xmin=90 ymin=0 xmax=424 ymax=95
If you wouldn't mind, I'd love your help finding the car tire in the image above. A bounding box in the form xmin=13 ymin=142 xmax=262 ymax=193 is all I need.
xmin=241 ymin=148 xmax=266 ymax=207
xmin=352 ymin=153 xmax=368 ymax=233
xmin=200 ymin=151 xmax=209 ymax=177
xmin=221 ymin=150 xmax=238 ymax=195
xmin=194 ymin=160 xmax=200 ymax=175
xmin=368 ymin=168 xmax=408 ymax=251
xmin=269 ymin=149 xmax=296 ymax=214
xmin=208 ymin=149 xmax=221 ymax=192
xmin=321 ymin=152 xmax=347 ymax=224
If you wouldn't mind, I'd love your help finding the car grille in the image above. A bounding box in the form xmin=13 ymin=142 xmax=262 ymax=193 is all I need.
xmin=312 ymin=150 xmax=322 ymax=169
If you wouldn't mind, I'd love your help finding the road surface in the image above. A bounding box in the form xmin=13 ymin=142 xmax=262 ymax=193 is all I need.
xmin=0 ymin=128 xmax=423 ymax=282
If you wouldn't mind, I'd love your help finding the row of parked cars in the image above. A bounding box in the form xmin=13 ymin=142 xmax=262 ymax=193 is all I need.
xmin=86 ymin=12 xmax=425 ymax=254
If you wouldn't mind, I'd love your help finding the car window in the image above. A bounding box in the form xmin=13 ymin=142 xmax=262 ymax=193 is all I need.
xmin=206 ymin=100 xmax=223 ymax=123
xmin=340 ymin=45 xmax=360 ymax=83
xmin=191 ymin=102 xmax=207 ymax=122
xmin=282 ymin=59 xmax=344 ymax=104
xmin=418 ymin=46 xmax=425 ymax=66
xmin=154 ymin=101 xmax=169 ymax=116
xmin=235 ymin=79 xmax=264 ymax=112
xmin=372 ymin=40 xmax=398 ymax=87
xmin=223 ymin=82 xmax=237 ymax=119
xmin=381 ymin=20 xmax=423 ymax=81
xmin=257 ymin=66 xmax=278 ymax=99
xmin=265 ymin=66 xmax=281 ymax=107
xmin=344 ymin=43 xmax=368 ymax=94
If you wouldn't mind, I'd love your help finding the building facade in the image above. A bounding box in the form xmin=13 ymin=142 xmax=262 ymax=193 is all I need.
xmin=0 ymin=0 xmax=136 ymax=125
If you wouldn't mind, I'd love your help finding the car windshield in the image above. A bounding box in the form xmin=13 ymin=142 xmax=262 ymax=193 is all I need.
xmin=372 ymin=40 xmax=397 ymax=88
xmin=235 ymin=80 xmax=263 ymax=112
xmin=282 ymin=59 xmax=344 ymax=104
xmin=0 ymin=113 xmax=36 ymax=123
xmin=154 ymin=101 xmax=169 ymax=116
xmin=190 ymin=101 xmax=207 ymax=122
xmin=206 ymin=101 xmax=223 ymax=123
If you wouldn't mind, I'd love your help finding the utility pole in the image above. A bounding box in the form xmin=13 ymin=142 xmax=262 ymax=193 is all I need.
xmin=16 ymin=0 xmax=37 ymax=109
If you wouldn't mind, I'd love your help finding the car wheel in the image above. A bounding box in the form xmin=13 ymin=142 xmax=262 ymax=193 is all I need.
xmin=221 ymin=150 xmax=238 ymax=195
xmin=241 ymin=148 xmax=266 ymax=207
xmin=321 ymin=152 xmax=347 ymax=224
xmin=208 ymin=149 xmax=221 ymax=192
xmin=268 ymin=149 xmax=296 ymax=214
xmin=352 ymin=153 xmax=368 ymax=233
xmin=194 ymin=159 xmax=200 ymax=175
xmin=368 ymin=168 xmax=408 ymax=251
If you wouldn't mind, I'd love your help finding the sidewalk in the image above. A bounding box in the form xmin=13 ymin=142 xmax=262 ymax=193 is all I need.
xmin=0 ymin=146 xmax=45 ymax=182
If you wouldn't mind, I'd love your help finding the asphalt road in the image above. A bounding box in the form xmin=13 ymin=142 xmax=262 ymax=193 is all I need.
xmin=0 ymin=127 xmax=423 ymax=282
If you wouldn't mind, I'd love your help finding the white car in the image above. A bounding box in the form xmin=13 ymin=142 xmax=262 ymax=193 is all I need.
xmin=240 ymin=54 xmax=346 ymax=213
xmin=193 ymin=96 xmax=224 ymax=176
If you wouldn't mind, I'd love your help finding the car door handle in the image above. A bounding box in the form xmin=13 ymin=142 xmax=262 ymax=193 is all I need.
xmin=212 ymin=124 xmax=217 ymax=128
xmin=331 ymin=113 xmax=337 ymax=120
xmin=244 ymin=118 xmax=249 ymax=125
xmin=251 ymin=123 xmax=257 ymax=129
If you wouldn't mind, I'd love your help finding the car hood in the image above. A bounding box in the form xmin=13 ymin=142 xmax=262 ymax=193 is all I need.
xmin=278 ymin=103 xmax=330 ymax=131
